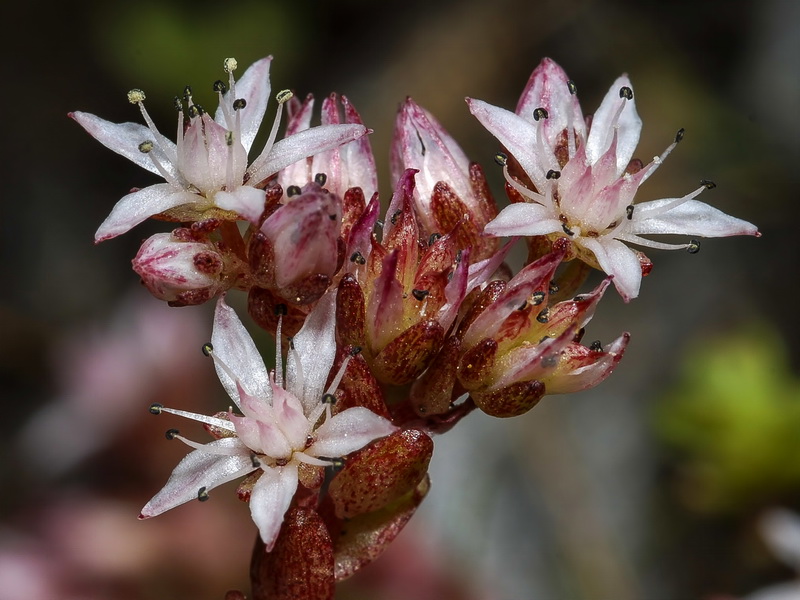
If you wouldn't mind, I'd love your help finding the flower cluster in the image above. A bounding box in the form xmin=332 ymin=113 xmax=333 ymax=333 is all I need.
xmin=73 ymin=56 xmax=758 ymax=597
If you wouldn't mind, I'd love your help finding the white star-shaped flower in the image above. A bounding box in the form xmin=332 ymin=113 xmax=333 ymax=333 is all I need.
xmin=71 ymin=57 xmax=369 ymax=242
xmin=467 ymin=58 xmax=759 ymax=301
xmin=138 ymin=291 xmax=397 ymax=551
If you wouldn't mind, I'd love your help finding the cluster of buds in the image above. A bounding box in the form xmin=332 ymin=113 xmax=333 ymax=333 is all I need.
xmin=72 ymin=55 xmax=758 ymax=598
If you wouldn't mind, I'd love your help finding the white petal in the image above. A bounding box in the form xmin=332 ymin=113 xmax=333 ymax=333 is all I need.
xmin=629 ymin=199 xmax=759 ymax=237
xmin=483 ymin=203 xmax=562 ymax=237
xmin=215 ymin=57 xmax=273 ymax=153
xmin=286 ymin=291 xmax=337 ymax=415
xmin=139 ymin=437 xmax=253 ymax=518
xmin=249 ymin=464 xmax=299 ymax=551
xmin=211 ymin=296 xmax=271 ymax=408
xmin=214 ymin=186 xmax=267 ymax=224
xmin=310 ymin=407 xmax=397 ymax=458
xmin=466 ymin=98 xmax=545 ymax=185
xmin=95 ymin=184 xmax=197 ymax=242
xmin=585 ymin=75 xmax=641 ymax=172
xmin=580 ymin=237 xmax=642 ymax=302
xmin=248 ymin=124 xmax=368 ymax=186
xmin=70 ymin=112 xmax=177 ymax=179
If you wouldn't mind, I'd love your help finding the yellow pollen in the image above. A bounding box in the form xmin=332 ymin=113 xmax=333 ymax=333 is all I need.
xmin=223 ymin=57 xmax=238 ymax=73
xmin=276 ymin=89 xmax=294 ymax=104
xmin=127 ymin=89 xmax=146 ymax=104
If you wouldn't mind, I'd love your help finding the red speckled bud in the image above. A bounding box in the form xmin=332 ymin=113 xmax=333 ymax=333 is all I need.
xmin=132 ymin=232 xmax=227 ymax=306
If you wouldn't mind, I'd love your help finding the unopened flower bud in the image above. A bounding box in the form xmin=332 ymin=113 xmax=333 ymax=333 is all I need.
xmin=132 ymin=232 xmax=226 ymax=306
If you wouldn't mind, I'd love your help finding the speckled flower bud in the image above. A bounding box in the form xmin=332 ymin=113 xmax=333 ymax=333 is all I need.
xmin=132 ymin=232 xmax=226 ymax=306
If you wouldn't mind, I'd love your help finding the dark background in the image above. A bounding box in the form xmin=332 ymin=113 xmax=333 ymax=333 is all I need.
xmin=1 ymin=0 xmax=797 ymax=598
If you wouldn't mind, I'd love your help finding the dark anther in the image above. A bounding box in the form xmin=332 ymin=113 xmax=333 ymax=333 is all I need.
xmin=213 ymin=80 xmax=227 ymax=93
xmin=375 ymin=219 xmax=384 ymax=229
xmin=330 ymin=458 xmax=345 ymax=469
xmin=250 ymin=454 xmax=261 ymax=468
xmin=536 ymin=308 xmax=550 ymax=323
xmin=286 ymin=185 xmax=302 ymax=197
xmin=138 ymin=141 xmax=153 ymax=153
xmin=349 ymin=346 xmax=362 ymax=356
xmin=546 ymin=170 xmax=561 ymax=180
xmin=675 ymin=128 xmax=685 ymax=143
xmin=390 ymin=209 xmax=403 ymax=225
xmin=619 ymin=86 xmax=633 ymax=100
xmin=562 ymin=223 xmax=574 ymax=236
xmin=165 ymin=428 xmax=180 ymax=440
xmin=456 ymin=249 xmax=463 ymax=263
xmin=517 ymin=300 xmax=527 ymax=311
xmin=531 ymin=291 xmax=546 ymax=305
xmin=701 ymin=179 xmax=716 ymax=190
xmin=274 ymin=304 xmax=288 ymax=316
xmin=533 ymin=107 xmax=549 ymax=121
xmin=183 ymin=85 xmax=193 ymax=101
xmin=412 ymin=289 xmax=430 ymax=301
xmin=173 ymin=96 xmax=182 ymax=111
xmin=314 ymin=173 xmax=328 ymax=186
xmin=687 ymin=239 xmax=701 ymax=254
xmin=567 ymin=80 xmax=578 ymax=95
xmin=233 ymin=98 xmax=247 ymax=110
xmin=493 ymin=152 xmax=508 ymax=166
xmin=202 ymin=342 xmax=214 ymax=357
xmin=188 ymin=105 xmax=200 ymax=119
xmin=548 ymin=282 xmax=559 ymax=295
xmin=573 ymin=294 xmax=587 ymax=302
xmin=198 ymin=487 xmax=210 ymax=502
xmin=149 ymin=403 xmax=163 ymax=415
xmin=589 ymin=340 xmax=603 ymax=352
xmin=329 ymin=213 xmax=337 ymax=221
xmin=350 ymin=251 xmax=366 ymax=265
xmin=287 ymin=336 xmax=294 ymax=350
xmin=305 ymin=435 xmax=314 ymax=449
xmin=275 ymin=458 xmax=289 ymax=467
xmin=626 ymin=205 xmax=635 ymax=220
xmin=322 ymin=393 xmax=337 ymax=404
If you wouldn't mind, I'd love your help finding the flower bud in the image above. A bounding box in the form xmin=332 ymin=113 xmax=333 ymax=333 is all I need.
xmin=132 ymin=232 xmax=226 ymax=306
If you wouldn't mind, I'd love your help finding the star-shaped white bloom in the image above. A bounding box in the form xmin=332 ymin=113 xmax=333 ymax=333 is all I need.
xmin=138 ymin=292 xmax=397 ymax=551
xmin=467 ymin=58 xmax=759 ymax=301
xmin=70 ymin=57 xmax=369 ymax=242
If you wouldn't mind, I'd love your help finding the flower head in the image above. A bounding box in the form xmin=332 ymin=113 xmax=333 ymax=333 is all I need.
xmin=139 ymin=292 xmax=397 ymax=551
xmin=467 ymin=58 xmax=759 ymax=301
xmin=71 ymin=57 xmax=369 ymax=242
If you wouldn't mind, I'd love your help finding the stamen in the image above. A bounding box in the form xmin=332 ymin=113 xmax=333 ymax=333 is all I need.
xmin=536 ymin=308 xmax=550 ymax=323
xmin=350 ymin=251 xmax=366 ymax=265
xmin=128 ymin=89 xmax=173 ymax=161
xmin=202 ymin=342 xmax=214 ymax=357
xmin=198 ymin=487 xmax=210 ymax=502
xmin=156 ymin=405 xmax=236 ymax=432
xmin=531 ymin=291 xmax=546 ymax=306
xmin=275 ymin=310 xmax=284 ymax=389
xmin=589 ymin=340 xmax=603 ymax=351
xmin=127 ymin=89 xmax=146 ymax=104
xmin=619 ymin=86 xmax=633 ymax=100
xmin=233 ymin=98 xmax=247 ymax=110
xmin=165 ymin=428 xmax=180 ymax=440
xmin=322 ymin=393 xmax=337 ymax=404
xmin=138 ymin=140 xmax=179 ymax=185
xmin=626 ymin=205 xmax=634 ymax=220
xmin=637 ymin=130 xmax=684 ymax=185
xmin=533 ymin=107 xmax=549 ymax=121
xmin=700 ymin=179 xmax=716 ymax=189
xmin=494 ymin=152 xmax=508 ymax=166
xmin=324 ymin=355 xmax=353 ymax=398
xmin=314 ymin=173 xmax=328 ymax=186
xmin=287 ymin=185 xmax=302 ymax=197
xmin=546 ymin=170 xmax=561 ymax=180
xmin=687 ymin=239 xmax=701 ymax=254
xmin=213 ymin=80 xmax=227 ymax=94
xmin=246 ymin=91 xmax=293 ymax=183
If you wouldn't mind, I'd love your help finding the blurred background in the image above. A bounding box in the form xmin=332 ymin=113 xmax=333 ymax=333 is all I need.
xmin=1 ymin=0 xmax=797 ymax=598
